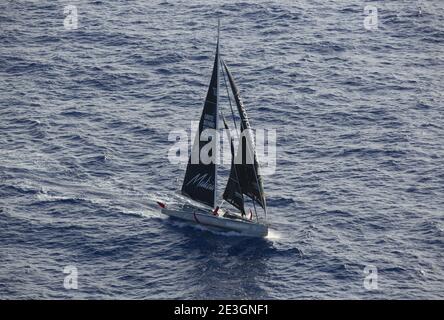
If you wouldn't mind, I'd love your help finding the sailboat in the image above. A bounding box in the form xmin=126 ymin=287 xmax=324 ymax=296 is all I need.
xmin=157 ymin=21 xmax=268 ymax=237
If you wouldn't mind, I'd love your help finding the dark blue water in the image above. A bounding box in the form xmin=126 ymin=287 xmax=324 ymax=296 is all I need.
xmin=1 ymin=1 xmax=443 ymax=299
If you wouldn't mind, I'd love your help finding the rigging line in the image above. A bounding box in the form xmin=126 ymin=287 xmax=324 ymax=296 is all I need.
xmin=220 ymin=59 xmax=239 ymax=137
xmin=252 ymin=198 xmax=259 ymax=223
xmin=214 ymin=19 xmax=221 ymax=210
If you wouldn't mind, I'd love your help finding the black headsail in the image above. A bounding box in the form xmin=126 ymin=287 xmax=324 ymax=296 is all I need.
xmin=222 ymin=60 xmax=266 ymax=211
xmin=221 ymin=116 xmax=246 ymax=216
xmin=181 ymin=32 xmax=220 ymax=208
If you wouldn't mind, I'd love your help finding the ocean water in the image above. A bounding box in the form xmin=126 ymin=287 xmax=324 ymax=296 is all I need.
xmin=1 ymin=0 xmax=443 ymax=299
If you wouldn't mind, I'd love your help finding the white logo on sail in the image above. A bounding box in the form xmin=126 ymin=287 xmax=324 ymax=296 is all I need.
xmin=186 ymin=173 xmax=214 ymax=191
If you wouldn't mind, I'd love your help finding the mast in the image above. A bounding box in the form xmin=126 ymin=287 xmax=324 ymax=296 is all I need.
xmin=214 ymin=18 xmax=220 ymax=210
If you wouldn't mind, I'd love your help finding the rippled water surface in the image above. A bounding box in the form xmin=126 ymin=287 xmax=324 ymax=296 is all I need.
xmin=1 ymin=0 xmax=443 ymax=299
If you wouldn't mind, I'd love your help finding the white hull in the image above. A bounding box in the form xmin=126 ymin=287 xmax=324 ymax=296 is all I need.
xmin=160 ymin=205 xmax=268 ymax=237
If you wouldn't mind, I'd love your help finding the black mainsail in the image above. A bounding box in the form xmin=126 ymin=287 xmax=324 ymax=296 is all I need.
xmin=181 ymin=36 xmax=220 ymax=208
xmin=222 ymin=60 xmax=266 ymax=211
